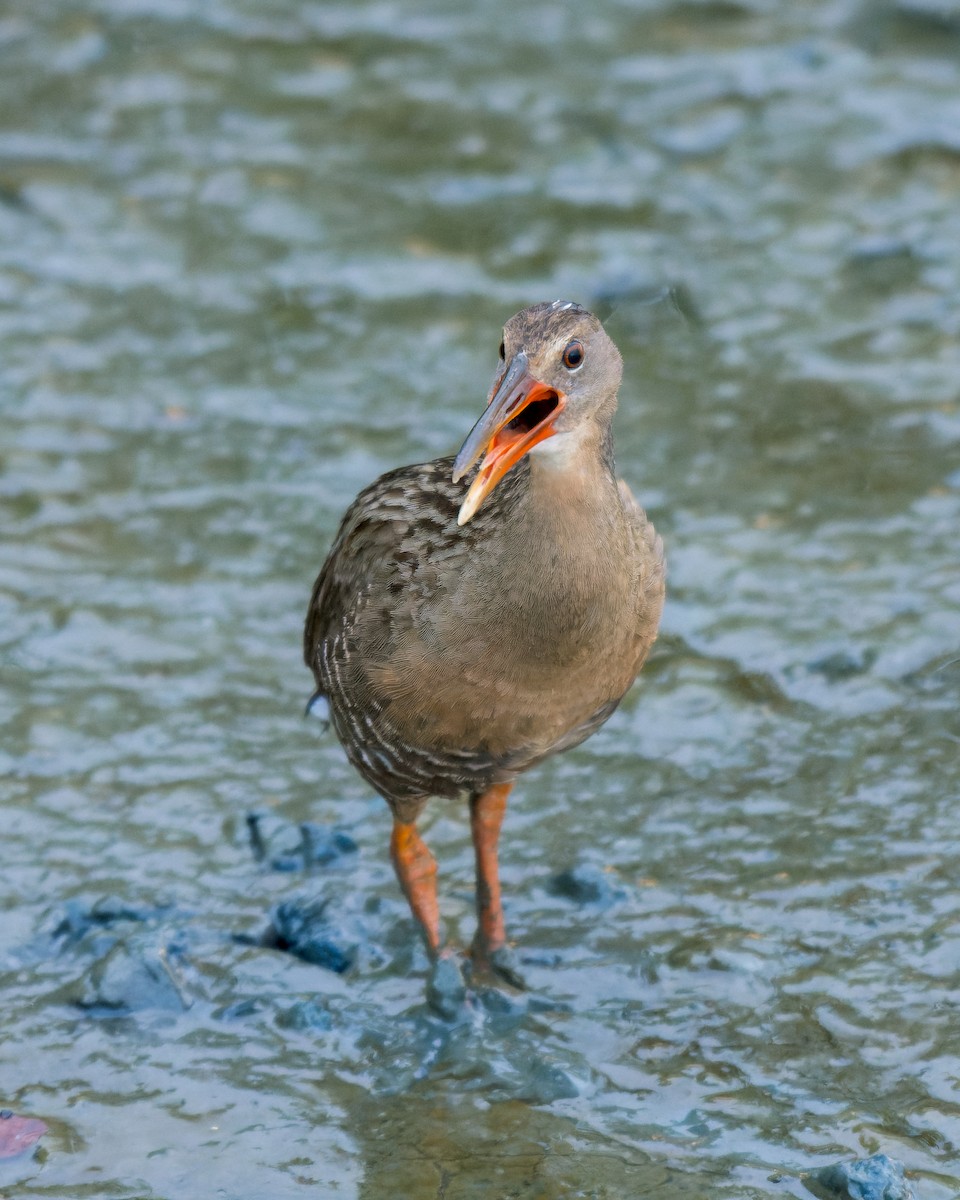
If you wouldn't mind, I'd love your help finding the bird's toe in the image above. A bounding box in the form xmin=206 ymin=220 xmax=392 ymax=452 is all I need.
xmin=425 ymin=952 xmax=467 ymax=1020
xmin=471 ymin=941 xmax=528 ymax=992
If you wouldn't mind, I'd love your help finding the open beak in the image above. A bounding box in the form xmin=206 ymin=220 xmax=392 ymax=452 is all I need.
xmin=452 ymin=350 xmax=566 ymax=526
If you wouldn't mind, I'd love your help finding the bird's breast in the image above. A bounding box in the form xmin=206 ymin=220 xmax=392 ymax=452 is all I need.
xmin=364 ymin=502 xmax=640 ymax=762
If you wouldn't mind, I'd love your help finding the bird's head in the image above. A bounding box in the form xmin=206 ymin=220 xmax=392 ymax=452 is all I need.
xmin=452 ymin=301 xmax=623 ymax=525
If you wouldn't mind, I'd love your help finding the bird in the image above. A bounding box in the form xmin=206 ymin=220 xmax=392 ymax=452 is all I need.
xmin=303 ymin=300 xmax=665 ymax=1004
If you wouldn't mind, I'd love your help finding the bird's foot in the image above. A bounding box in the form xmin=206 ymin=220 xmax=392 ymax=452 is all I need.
xmin=470 ymin=940 xmax=528 ymax=992
xmin=425 ymin=951 xmax=467 ymax=1021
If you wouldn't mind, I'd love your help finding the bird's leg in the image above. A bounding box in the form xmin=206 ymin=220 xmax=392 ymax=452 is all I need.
xmin=390 ymin=818 xmax=466 ymax=1019
xmin=470 ymin=783 xmax=510 ymax=955
xmin=390 ymin=818 xmax=441 ymax=956
xmin=470 ymin=783 xmax=525 ymax=988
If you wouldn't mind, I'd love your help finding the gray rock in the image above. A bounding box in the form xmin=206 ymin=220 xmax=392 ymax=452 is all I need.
xmin=278 ymin=999 xmax=334 ymax=1032
xmin=809 ymin=1153 xmax=918 ymax=1200
xmin=247 ymin=813 xmax=358 ymax=872
xmin=79 ymin=933 xmax=190 ymax=1013
xmin=266 ymin=893 xmax=383 ymax=976
xmin=547 ymin=863 xmax=627 ymax=908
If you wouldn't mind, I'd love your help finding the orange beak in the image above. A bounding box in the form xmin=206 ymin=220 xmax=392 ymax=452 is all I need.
xmin=452 ymin=351 xmax=566 ymax=525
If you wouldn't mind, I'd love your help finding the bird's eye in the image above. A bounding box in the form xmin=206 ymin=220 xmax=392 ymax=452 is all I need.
xmin=498 ymin=339 xmax=505 ymax=359
xmin=562 ymin=339 xmax=584 ymax=369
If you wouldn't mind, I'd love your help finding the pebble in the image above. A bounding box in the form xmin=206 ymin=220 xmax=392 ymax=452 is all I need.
xmin=810 ymin=1153 xmax=918 ymax=1200
xmin=547 ymin=863 xmax=627 ymax=908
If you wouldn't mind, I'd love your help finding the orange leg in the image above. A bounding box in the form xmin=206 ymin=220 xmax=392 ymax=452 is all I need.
xmin=470 ymin=782 xmax=512 ymax=962
xmin=390 ymin=818 xmax=441 ymax=957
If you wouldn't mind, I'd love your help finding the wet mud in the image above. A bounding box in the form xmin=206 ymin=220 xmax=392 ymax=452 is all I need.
xmin=2 ymin=0 xmax=959 ymax=1196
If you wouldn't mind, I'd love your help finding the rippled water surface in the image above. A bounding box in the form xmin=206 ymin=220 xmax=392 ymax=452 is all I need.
xmin=3 ymin=1 xmax=960 ymax=1196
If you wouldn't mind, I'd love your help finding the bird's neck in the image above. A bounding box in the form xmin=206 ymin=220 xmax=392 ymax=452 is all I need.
xmin=525 ymin=417 xmax=619 ymax=517
xmin=463 ymin=419 xmax=629 ymax=662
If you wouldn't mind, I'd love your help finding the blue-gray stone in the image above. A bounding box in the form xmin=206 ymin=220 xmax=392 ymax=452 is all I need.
xmin=547 ymin=863 xmax=627 ymax=908
xmin=270 ymin=899 xmax=356 ymax=974
xmin=810 ymin=1153 xmax=917 ymax=1200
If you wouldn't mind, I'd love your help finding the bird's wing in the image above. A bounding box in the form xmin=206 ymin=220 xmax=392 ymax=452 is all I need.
xmin=303 ymin=457 xmax=460 ymax=683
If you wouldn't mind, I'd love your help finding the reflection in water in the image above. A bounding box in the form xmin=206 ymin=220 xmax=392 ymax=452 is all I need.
xmin=1 ymin=0 xmax=959 ymax=1196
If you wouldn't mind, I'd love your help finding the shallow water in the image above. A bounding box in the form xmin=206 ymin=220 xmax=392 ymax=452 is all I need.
xmin=2 ymin=0 xmax=960 ymax=1196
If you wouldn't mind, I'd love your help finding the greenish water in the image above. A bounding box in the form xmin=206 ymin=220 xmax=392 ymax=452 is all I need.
xmin=2 ymin=1 xmax=960 ymax=1196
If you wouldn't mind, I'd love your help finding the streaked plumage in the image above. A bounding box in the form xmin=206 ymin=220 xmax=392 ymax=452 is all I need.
xmin=303 ymin=301 xmax=664 ymax=996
